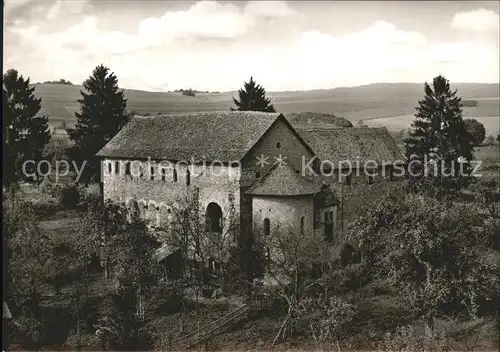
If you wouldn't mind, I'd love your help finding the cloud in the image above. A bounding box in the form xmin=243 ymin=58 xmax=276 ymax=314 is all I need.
xmin=244 ymin=1 xmax=299 ymax=19
xmin=138 ymin=1 xmax=249 ymax=41
xmin=4 ymin=1 xmax=499 ymax=91
xmin=451 ymin=8 xmax=499 ymax=32
xmin=46 ymin=0 xmax=88 ymax=20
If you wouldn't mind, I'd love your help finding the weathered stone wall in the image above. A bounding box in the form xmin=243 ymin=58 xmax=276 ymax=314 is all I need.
xmin=101 ymin=159 xmax=241 ymax=234
xmin=252 ymin=195 xmax=314 ymax=238
xmin=240 ymin=118 xmax=316 ymax=238
xmin=319 ymin=170 xmax=405 ymax=244
xmin=305 ymin=165 xmax=406 ymax=258
xmin=241 ymin=118 xmax=315 ymax=187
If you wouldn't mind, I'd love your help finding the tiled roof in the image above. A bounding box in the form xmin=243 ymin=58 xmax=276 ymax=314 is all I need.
xmin=246 ymin=163 xmax=324 ymax=196
xmin=296 ymin=126 xmax=403 ymax=166
xmin=96 ymin=111 xmax=282 ymax=162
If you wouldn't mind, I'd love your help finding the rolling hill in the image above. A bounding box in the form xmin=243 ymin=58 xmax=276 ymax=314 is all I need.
xmin=34 ymin=82 xmax=500 ymax=135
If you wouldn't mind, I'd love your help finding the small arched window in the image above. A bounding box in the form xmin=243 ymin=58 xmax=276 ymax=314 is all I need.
xmin=115 ymin=161 xmax=120 ymax=174
xmin=255 ymin=171 xmax=261 ymax=179
xmin=107 ymin=162 xmax=112 ymax=174
xmin=150 ymin=166 xmax=155 ymax=180
xmin=186 ymin=169 xmax=191 ymax=186
xmin=125 ymin=162 xmax=131 ymax=175
xmin=300 ymin=216 xmax=305 ymax=234
xmin=161 ymin=168 xmax=166 ymax=181
xmin=276 ymin=142 xmax=281 ymax=149
xmin=345 ymin=174 xmax=352 ymax=186
xmin=263 ymin=218 xmax=271 ymax=237
xmin=367 ymin=174 xmax=374 ymax=185
xmin=173 ymin=169 xmax=178 ymax=182
xmin=138 ymin=201 xmax=146 ymax=218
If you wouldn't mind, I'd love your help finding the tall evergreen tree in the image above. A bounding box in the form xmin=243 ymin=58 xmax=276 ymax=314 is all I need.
xmin=69 ymin=65 xmax=129 ymax=182
xmin=3 ymin=69 xmax=50 ymax=188
xmin=404 ymin=75 xmax=474 ymax=194
xmin=231 ymin=76 xmax=276 ymax=112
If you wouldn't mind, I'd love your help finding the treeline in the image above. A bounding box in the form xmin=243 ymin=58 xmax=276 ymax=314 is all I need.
xmin=171 ymin=88 xmax=221 ymax=97
xmin=36 ymin=78 xmax=74 ymax=85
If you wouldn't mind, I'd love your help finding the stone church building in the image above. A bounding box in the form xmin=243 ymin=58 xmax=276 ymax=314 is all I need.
xmin=96 ymin=111 xmax=402 ymax=265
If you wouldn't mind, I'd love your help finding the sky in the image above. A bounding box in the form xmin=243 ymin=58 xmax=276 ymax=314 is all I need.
xmin=3 ymin=0 xmax=500 ymax=92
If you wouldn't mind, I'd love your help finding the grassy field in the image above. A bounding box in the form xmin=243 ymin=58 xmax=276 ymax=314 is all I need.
xmin=367 ymin=108 xmax=500 ymax=136
xmin=35 ymin=82 xmax=500 ymax=136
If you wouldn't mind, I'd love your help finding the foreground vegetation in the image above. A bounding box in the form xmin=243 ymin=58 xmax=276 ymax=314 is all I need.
xmin=4 ymin=174 xmax=499 ymax=351
xmin=3 ymin=65 xmax=500 ymax=350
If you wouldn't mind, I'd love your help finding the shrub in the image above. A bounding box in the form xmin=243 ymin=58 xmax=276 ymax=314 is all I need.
xmin=77 ymin=184 xmax=101 ymax=207
xmin=58 ymin=184 xmax=80 ymax=209
xmin=181 ymin=89 xmax=196 ymax=97
xmin=295 ymin=296 xmax=357 ymax=343
xmin=378 ymin=324 xmax=451 ymax=351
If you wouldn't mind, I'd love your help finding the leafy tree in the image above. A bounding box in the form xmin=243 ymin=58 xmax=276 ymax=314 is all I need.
xmin=404 ymin=75 xmax=474 ymax=194
xmin=347 ymin=195 xmax=499 ymax=337
xmin=3 ymin=69 xmax=50 ymax=188
xmin=181 ymin=88 xmax=196 ymax=97
xmin=77 ymin=198 xmax=161 ymax=283
xmin=464 ymin=118 xmax=486 ymax=146
xmin=356 ymin=120 xmax=366 ymax=127
xmin=223 ymin=233 xmax=265 ymax=299
xmin=78 ymin=199 xmax=161 ymax=349
xmin=42 ymin=136 xmax=70 ymax=164
xmin=68 ymin=65 xmax=129 ymax=182
xmin=4 ymin=200 xmax=56 ymax=349
xmin=231 ymin=76 xmax=276 ymax=112
xmin=259 ymin=226 xmax=332 ymax=344
xmin=95 ymin=287 xmax=152 ymax=351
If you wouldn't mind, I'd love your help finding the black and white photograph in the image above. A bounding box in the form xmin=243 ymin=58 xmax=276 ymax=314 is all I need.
xmin=2 ymin=0 xmax=500 ymax=350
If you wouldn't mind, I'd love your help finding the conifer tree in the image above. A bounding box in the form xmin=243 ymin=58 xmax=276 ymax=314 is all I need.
xmin=404 ymin=75 xmax=473 ymax=193
xmin=3 ymin=69 xmax=50 ymax=188
xmin=69 ymin=65 xmax=129 ymax=182
xmin=231 ymin=76 xmax=276 ymax=112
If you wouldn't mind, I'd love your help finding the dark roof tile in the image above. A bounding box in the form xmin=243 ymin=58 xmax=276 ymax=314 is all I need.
xmin=296 ymin=126 xmax=403 ymax=166
xmin=246 ymin=163 xmax=324 ymax=196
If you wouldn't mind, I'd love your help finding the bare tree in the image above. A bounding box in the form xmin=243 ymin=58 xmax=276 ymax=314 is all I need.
xmin=259 ymin=224 xmax=332 ymax=344
xmin=155 ymin=189 xmax=237 ymax=332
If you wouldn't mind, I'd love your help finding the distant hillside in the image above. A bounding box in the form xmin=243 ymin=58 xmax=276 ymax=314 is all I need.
xmin=36 ymin=79 xmax=74 ymax=85
xmin=32 ymin=82 xmax=499 ymax=130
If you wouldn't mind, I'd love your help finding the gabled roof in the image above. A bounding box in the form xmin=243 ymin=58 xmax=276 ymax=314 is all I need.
xmin=96 ymin=111 xmax=282 ymax=162
xmin=246 ymin=163 xmax=324 ymax=196
xmin=296 ymin=126 xmax=403 ymax=166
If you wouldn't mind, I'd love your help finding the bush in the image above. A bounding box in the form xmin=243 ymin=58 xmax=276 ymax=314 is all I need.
xmin=378 ymin=324 xmax=450 ymax=351
xmin=77 ymin=184 xmax=101 ymax=206
xmin=58 ymin=184 xmax=80 ymax=209
xmin=295 ymin=296 xmax=357 ymax=343
xmin=181 ymin=89 xmax=196 ymax=97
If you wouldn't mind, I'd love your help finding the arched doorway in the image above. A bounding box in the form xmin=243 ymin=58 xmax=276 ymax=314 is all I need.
xmin=205 ymin=202 xmax=223 ymax=234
